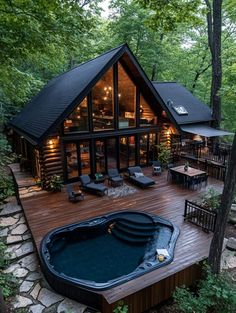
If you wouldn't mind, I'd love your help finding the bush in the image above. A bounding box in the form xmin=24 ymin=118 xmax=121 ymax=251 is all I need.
xmin=47 ymin=175 xmax=63 ymax=192
xmin=0 ymin=240 xmax=18 ymax=298
xmin=174 ymin=266 xmax=236 ymax=313
xmin=113 ymin=301 xmax=128 ymax=313
xmin=0 ymin=133 xmax=16 ymax=203
xmin=201 ymin=188 xmax=221 ymax=211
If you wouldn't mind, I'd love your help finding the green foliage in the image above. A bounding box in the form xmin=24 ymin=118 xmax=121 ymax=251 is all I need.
xmin=113 ymin=300 xmax=128 ymax=313
xmin=174 ymin=266 xmax=236 ymax=313
xmin=0 ymin=134 xmax=16 ymax=203
xmin=156 ymin=143 xmax=171 ymax=167
xmin=47 ymin=175 xmax=63 ymax=192
xmin=0 ymin=240 xmax=18 ymax=298
xmin=201 ymin=187 xmax=221 ymax=211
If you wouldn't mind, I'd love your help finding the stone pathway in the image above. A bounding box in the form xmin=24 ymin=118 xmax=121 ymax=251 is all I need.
xmin=0 ymin=197 xmax=98 ymax=313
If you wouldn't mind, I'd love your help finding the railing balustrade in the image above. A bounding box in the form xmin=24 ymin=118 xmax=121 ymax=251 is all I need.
xmin=184 ymin=200 xmax=217 ymax=232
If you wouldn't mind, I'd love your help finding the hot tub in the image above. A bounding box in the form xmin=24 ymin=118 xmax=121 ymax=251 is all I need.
xmin=40 ymin=211 xmax=179 ymax=308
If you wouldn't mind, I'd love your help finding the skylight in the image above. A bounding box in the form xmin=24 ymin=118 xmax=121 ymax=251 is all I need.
xmin=173 ymin=105 xmax=188 ymax=115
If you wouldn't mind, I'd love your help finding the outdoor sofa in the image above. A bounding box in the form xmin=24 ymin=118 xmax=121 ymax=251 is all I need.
xmin=127 ymin=166 xmax=155 ymax=188
xmin=80 ymin=175 xmax=108 ymax=196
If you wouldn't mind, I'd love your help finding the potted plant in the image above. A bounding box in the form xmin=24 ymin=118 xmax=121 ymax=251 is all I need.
xmin=47 ymin=175 xmax=63 ymax=192
xmin=184 ymin=161 xmax=189 ymax=171
xmin=156 ymin=143 xmax=171 ymax=168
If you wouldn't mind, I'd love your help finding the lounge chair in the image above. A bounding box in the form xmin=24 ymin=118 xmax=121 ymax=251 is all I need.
xmin=127 ymin=166 xmax=155 ymax=188
xmin=108 ymin=168 xmax=124 ymax=187
xmin=66 ymin=184 xmax=84 ymax=202
xmin=80 ymin=175 xmax=108 ymax=196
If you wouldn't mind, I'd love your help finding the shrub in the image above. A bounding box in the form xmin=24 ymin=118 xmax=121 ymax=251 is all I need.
xmin=113 ymin=301 xmax=128 ymax=313
xmin=201 ymin=187 xmax=221 ymax=211
xmin=47 ymin=175 xmax=63 ymax=192
xmin=0 ymin=133 xmax=16 ymax=203
xmin=0 ymin=240 xmax=18 ymax=298
xmin=174 ymin=266 xmax=236 ymax=313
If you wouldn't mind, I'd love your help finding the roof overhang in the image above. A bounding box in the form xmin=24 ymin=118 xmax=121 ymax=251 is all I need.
xmin=180 ymin=124 xmax=233 ymax=137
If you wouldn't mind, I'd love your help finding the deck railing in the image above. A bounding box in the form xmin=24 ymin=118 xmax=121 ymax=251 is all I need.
xmin=184 ymin=200 xmax=217 ymax=232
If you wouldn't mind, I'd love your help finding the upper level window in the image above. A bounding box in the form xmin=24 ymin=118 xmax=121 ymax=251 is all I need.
xmin=118 ymin=62 xmax=136 ymax=129
xmin=92 ymin=67 xmax=114 ymax=131
xmin=140 ymin=94 xmax=157 ymax=126
xmin=64 ymin=97 xmax=88 ymax=133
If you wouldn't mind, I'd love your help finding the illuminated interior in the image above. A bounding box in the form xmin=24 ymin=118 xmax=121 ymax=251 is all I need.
xmin=92 ymin=68 xmax=114 ymax=131
xmin=64 ymin=98 xmax=88 ymax=133
xmin=118 ymin=62 xmax=136 ymax=128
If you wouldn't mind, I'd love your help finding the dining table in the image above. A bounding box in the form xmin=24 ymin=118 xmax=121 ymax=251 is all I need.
xmin=170 ymin=165 xmax=207 ymax=189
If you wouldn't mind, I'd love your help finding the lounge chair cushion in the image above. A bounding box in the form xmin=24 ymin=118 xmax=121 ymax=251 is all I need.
xmin=134 ymin=172 xmax=144 ymax=178
xmin=130 ymin=175 xmax=155 ymax=187
xmin=80 ymin=175 xmax=91 ymax=186
xmin=86 ymin=182 xmax=107 ymax=193
xmin=128 ymin=166 xmax=142 ymax=176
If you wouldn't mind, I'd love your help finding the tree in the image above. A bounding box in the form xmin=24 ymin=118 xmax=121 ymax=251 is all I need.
xmin=208 ymin=131 xmax=236 ymax=274
xmin=204 ymin=0 xmax=222 ymax=129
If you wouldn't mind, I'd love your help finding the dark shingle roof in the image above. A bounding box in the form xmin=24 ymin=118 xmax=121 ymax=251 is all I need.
xmin=9 ymin=44 xmax=126 ymax=144
xmin=152 ymin=82 xmax=213 ymax=125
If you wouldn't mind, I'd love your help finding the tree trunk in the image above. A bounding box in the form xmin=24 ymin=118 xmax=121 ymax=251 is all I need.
xmin=211 ymin=0 xmax=222 ymax=129
xmin=0 ymin=288 xmax=6 ymax=313
xmin=208 ymin=131 xmax=236 ymax=274
xmin=151 ymin=63 xmax=157 ymax=81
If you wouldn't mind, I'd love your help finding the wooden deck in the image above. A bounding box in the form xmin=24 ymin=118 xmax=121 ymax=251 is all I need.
xmin=11 ymin=164 xmax=223 ymax=312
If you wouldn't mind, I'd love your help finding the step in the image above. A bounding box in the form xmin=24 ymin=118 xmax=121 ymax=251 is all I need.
xmin=115 ymin=222 xmax=155 ymax=237
xmin=112 ymin=228 xmax=152 ymax=244
xmin=117 ymin=220 xmax=156 ymax=232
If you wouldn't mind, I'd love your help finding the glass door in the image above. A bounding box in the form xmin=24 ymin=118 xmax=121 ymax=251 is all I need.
xmin=79 ymin=141 xmax=91 ymax=175
xmin=65 ymin=143 xmax=79 ymax=179
xmin=95 ymin=140 xmax=106 ymax=173
xmin=139 ymin=134 xmax=148 ymax=165
xmin=106 ymin=138 xmax=117 ymax=169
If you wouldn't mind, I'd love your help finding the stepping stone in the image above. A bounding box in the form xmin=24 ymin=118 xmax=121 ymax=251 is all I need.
xmin=20 ymin=280 xmax=34 ymax=292
xmin=23 ymin=233 xmax=32 ymax=240
xmin=4 ymin=262 xmax=20 ymax=274
xmin=0 ymin=202 xmax=22 ymax=217
xmin=226 ymin=237 xmax=236 ymax=251
xmin=57 ymin=298 xmax=87 ymax=313
xmin=38 ymin=288 xmax=63 ymax=307
xmin=13 ymin=295 xmax=33 ymax=308
xmin=6 ymin=235 xmax=23 ymax=244
xmin=13 ymin=267 xmax=28 ymax=278
xmin=30 ymin=282 xmax=41 ymax=300
xmin=0 ymin=216 xmax=18 ymax=227
xmin=11 ymin=223 xmax=28 ymax=235
xmin=13 ymin=241 xmax=34 ymax=259
xmin=0 ymin=227 xmax=8 ymax=237
xmin=27 ymin=271 xmax=42 ymax=281
xmin=19 ymin=253 xmax=38 ymax=271
xmin=29 ymin=304 xmax=45 ymax=313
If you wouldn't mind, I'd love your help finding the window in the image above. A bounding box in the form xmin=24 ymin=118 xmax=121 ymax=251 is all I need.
xmin=140 ymin=94 xmax=157 ymax=126
xmin=92 ymin=68 xmax=114 ymax=131
xmin=80 ymin=141 xmax=90 ymax=175
xmin=64 ymin=97 xmax=88 ymax=133
xmin=118 ymin=62 xmax=136 ymax=128
xmin=140 ymin=134 xmax=148 ymax=165
xmin=107 ymin=138 xmax=117 ymax=169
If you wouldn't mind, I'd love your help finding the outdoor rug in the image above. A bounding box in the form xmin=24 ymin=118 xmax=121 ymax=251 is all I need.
xmin=107 ymin=183 xmax=137 ymax=199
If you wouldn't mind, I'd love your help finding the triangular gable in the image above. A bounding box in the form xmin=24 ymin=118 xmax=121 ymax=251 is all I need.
xmin=10 ymin=44 xmax=179 ymax=144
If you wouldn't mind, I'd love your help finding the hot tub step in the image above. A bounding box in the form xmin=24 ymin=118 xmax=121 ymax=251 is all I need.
xmin=115 ymin=222 xmax=155 ymax=237
xmin=111 ymin=227 xmax=153 ymax=244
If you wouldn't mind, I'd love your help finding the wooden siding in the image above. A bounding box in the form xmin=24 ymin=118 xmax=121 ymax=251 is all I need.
xmin=40 ymin=137 xmax=63 ymax=185
xmin=11 ymin=164 xmax=224 ymax=312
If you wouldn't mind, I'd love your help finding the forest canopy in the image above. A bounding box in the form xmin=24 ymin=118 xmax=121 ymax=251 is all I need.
xmin=0 ymin=0 xmax=235 ymax=134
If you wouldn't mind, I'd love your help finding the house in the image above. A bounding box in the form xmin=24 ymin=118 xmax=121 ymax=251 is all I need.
xmin=9 ymin=44 xmax=231 ymax=186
